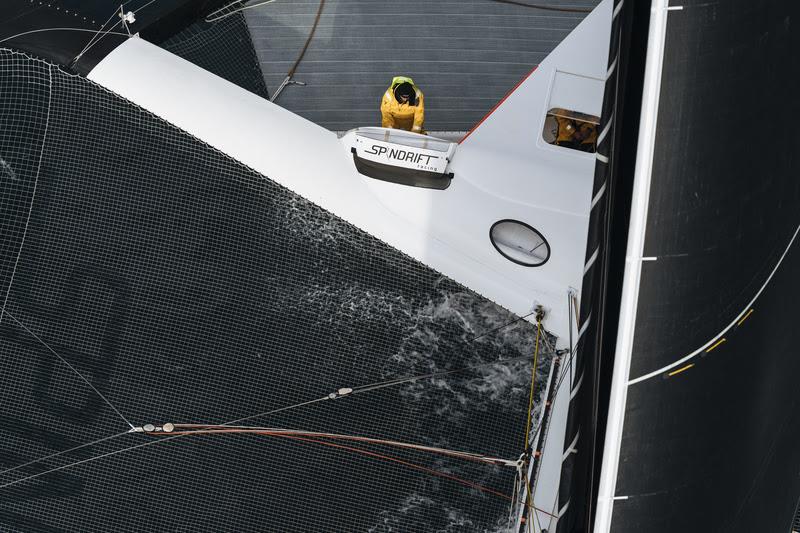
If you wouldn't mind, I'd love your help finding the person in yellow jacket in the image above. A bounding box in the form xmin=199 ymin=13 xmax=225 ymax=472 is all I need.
xmin=381 ymin=76 xmax=425 ymax=133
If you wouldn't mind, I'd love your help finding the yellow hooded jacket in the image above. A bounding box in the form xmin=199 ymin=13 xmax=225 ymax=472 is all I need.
xmin=381 ymin=76 xmax=425 ymax=133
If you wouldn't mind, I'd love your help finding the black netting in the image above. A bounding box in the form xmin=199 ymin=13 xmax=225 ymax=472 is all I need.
xmin=0 ymin=48 xmax=553 ymax=532
xmin=161 ymin=12 xmax=269 ymax=100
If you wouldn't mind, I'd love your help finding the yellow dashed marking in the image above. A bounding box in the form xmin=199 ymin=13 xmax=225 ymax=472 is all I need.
xmin=737 ymin=309 xmax=754 ymax=327
xmin=668 ymin=363 xmax=695 ymax=377
xmin=705 ymin=338 xmax=726 ymax=353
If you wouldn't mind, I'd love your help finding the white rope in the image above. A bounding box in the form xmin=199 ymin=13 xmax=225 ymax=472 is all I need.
xmin=0 ymin=65 xmax=50 ymax=326
xmin=2 ymin=309 xmax=134 ymax=429
xmin=0 ymin=28 xmax=130 ymax=45
xmin=70 ymin=0 xmax=157 ymax=66
xmin=0 ymin=436 xmax=164 ymax=490
xmin=206 ymin=0 xmax=278 ymax=22
xmin=0 ymin=430 xmax=131 ymax=478
xmin=72 ymin=6 xmax=122 ymax=66
xmin=0 ymin=396 xmax=324 ymax=491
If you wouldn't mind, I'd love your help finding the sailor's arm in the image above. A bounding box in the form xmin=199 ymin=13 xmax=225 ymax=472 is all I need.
xmin=412 ymin=91 xmax=425 ymax=133
xmin=381 ymin=91 xmax=395 ymax=128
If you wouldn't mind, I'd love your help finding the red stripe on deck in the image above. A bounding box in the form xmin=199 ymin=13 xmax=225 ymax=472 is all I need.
xmin=458 ymin=65 xmax=538 ymax=144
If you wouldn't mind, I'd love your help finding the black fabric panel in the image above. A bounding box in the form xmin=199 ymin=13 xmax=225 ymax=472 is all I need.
xmin=554 ymin=1 xmax=648 ymax=530
xmin=586 ymin=0 xmax=649 ymax=528
xmin=0 ymin=0 xmax=230 ymax=74
xmin=161 ymin=12 xmax=270 ymax=100
xmin=612 ymin=1 xmax=800 ymax=531
xmin=0 ymin=49 xmax=551 ymax=532
xmin=0 ymin=2 xmax=126 ymax=74
xmin=628 ymin=0 xmax=800 ymax=380
xmin=617 ymin=245 xmax=800 ymax=529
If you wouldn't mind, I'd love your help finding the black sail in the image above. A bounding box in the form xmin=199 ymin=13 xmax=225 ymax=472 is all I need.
xmin=601 ymin=0 xmax=800 ymax=531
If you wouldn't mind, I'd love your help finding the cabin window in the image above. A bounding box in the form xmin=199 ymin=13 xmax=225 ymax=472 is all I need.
xmin=542 ymin=108 xmax=600 ymax=153
xmin=490 ymin=220 xmax=550 ymax=267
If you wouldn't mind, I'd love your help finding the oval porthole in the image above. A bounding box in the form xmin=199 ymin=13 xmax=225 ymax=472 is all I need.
xmin=490 ymin=220 xmax=550 ymax=267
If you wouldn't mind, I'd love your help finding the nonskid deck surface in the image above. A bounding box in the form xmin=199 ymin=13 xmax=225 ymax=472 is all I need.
xmin=247 ymin=0 xmax=601 ymax=131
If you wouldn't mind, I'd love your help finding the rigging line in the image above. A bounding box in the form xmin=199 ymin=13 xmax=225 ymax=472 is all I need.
xmin=0 ymin=65 xmax=50 ymax=327
xmin=120 ymin=6 xmax=132 ymax=37
xmin=0 ymin=435 xmax=165 ymax=491
xmin=519 ymin=468 xmax=559 ymax=521
xmin=218 ymin=396 xmax=329 ymax=427
xmin=72 ymin=20 xmax=126 ymax=68
xmin=277 ymin=434 xmax=513 ymax=501
xmin=523 ymin=319 xmax=542 ymax=450
xmin=540 ymin=325 xmax=556 ymax=354
xmin=530 ymin=359 xmax=562 ymax=501
xmin=469 ymin=311 xmax=535 ymax=343
xmin=486 ymin=0 xmax=592 ymax=13
xmin=508 ymin=467 xmax=521 ymax=523
xmin=0 ymin=431 xmax=131 ymax=478
xmin=271 ymin=0 xmax=325 ymax=101
xmin=523 ymin=468 xmax=546 ymax=533
xmin=71 ymin=5 xmax=123 ymax=66
xmin=288 ymin=0 xmax=324 ymax=79
xmin=205 ymin=0 xmax=278 ymax=22
xmin=1 ymin=309 xmax=135 ymax=429
xmin=351 ymin=353 xmax=537 ymax=396
xmin=0 ymin=352 xmax=540 ymax=488
xmin=0 ymin=396 xmax=328 ymax=490
xmin=152 ymin=425 xmax=518 ymax=466
xmin=133 ymin=353 xmax=541 ymax=455
xmin=549 ymin=350 xmax=575 ymax=406
xmin=549 ymin=331 xmax=583 ymax=405
xmin=0 ymin=429 xmax=517 ymax=506
xmin=0 ymin=28 xmax=130 ymax=45
xmin=568 ymin=291 xmax=574 ymax=392
xmin=70 ymin=0 xmax=152 ymax=68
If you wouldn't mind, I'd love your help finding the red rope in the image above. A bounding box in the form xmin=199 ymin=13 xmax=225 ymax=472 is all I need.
xmin=277 ymin=434 xmax=512 ymax=501
xmin=158 ymin=429 xmax=508 ymax=499
xmin=152 ymin=428 xmax=559 ymax=518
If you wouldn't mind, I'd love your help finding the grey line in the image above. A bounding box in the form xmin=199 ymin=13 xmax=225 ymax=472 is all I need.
xmin=0 ymin=398 xmax=328 ymax=490
xmin=0 ymin=66 xmax=50 ymax=326
xmin=2 ymin=309 xmax=134 ymax=429
xmin=0 ymin=27 xmax=130 ymax=45
xmin=0 ymin=436 xmax=162 ymax=490
xmin=0 ymin=430 xmax=131 ymax=478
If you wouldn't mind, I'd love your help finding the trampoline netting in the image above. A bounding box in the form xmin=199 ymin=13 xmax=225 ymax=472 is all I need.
xmin=0 ymin=48 xmax=552 ymax=532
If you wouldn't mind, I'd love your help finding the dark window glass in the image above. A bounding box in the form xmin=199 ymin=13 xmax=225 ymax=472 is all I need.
xmin=542 ymin=108 xmax=600 ymax=154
